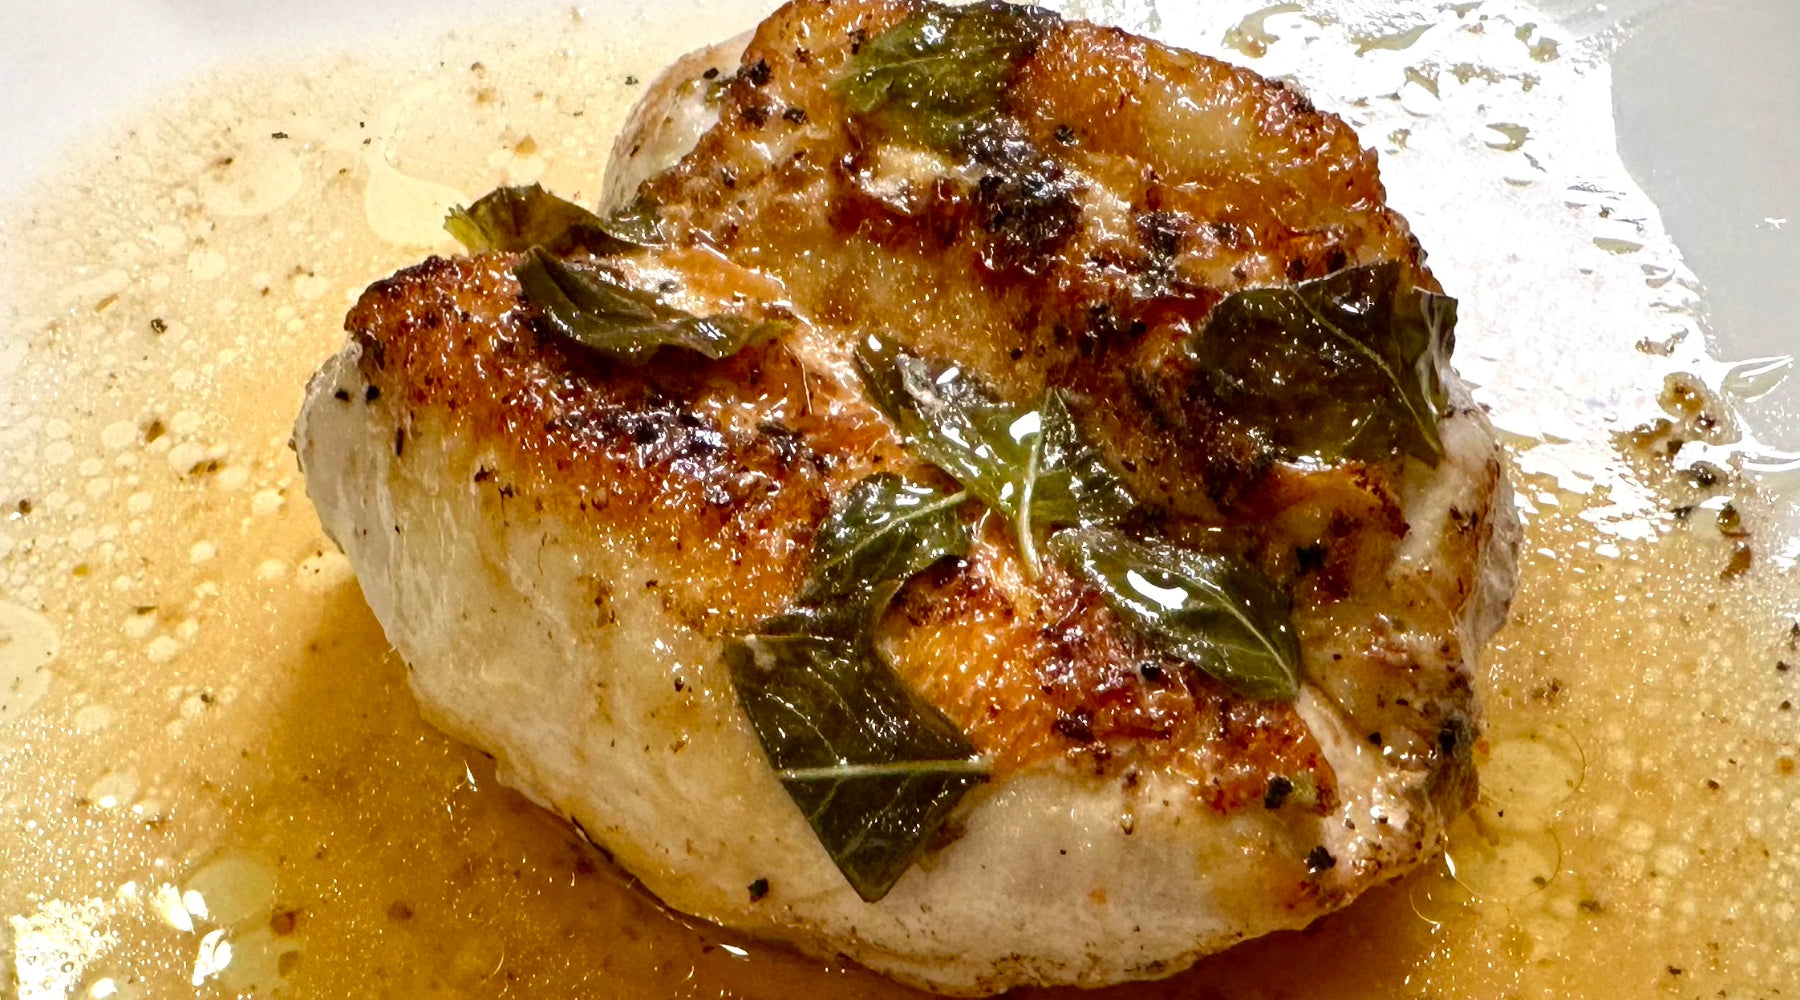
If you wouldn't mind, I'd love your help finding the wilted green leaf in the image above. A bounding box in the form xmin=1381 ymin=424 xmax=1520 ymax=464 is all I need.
xmin=514 ymin=247 xmax=781 ymax=362
xmin=1187 ymin=260 xmax=1457 ymax=466
xmin=835 ymin=1 xmax=1051 ymax=150
xmin=855 ymin=335 xmax=1133 ymax=575
xmin=727 ymin=475 xmax=984 ymax=902
xmin=444 ymin=184 xmax=657 ymax=257
xmin=800 ymin=473 xmax=972 ymax=607
xmin=1049 ymin=527 xmax=1302 ymax=700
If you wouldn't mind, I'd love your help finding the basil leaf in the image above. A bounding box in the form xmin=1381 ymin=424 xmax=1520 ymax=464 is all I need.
xmin=444 ymin=184 xmax=654 ymax=257
xmin=728 ymin=472 xmax=984 ymax=901
xmin=1049 ymin=527 xmax=1302 ymax=701
xmin=800 ymin=473 xmax=971 ymax=607
xmin=1032 ymin=391 xmax=1139 ymax=528
xmin=835 ymin=0 xmax=1051 ymax=150
xmin=855 ymin=336 xmax=1132 ymax=576
xmin=1188 ymin=260 xmax=1456 ymax=466
xmin=725 ymin=608 xmax=987 ymax=903
xmin=599 ymin=195 xmax=666 ymax=247
xmin=514 ymin=247 xmax=781 ymax=362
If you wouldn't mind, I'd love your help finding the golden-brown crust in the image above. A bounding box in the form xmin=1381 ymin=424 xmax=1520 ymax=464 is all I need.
xmin=346 ymin=252 xmax=856 ymax=633
xmin=642 ymin=0 xmax=1425 ymax=522
xmin=885 ymin=525 xmax=1339 ymax=812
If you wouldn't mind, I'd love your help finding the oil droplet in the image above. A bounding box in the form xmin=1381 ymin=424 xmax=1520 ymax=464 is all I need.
xmin=0 ymin=601 xmax=59 ymax=725
xmin=363 ymin=151 xmax=466 ymax=249
xmin=1353 ymin=21 xmax=1431 ymax=56
xmin=295 ymin=551 xmax=355 ymax=592
xmin=85 ymin=768 xmax=140 ymax=810
xmin=1481 ymin=726 xmax=1584 ymax=829
xmin=72 ymin=703 xmax=114 ymax=734
xmin=1485 ymin=122 xmax=1530 ymax=151
xmin=1443 ymin=811 xmax=1562 ymax=902
xmin=198 ymin=142 xmax=304 ymax=218
xmin=1592 ymin=236 xmax=1644 ymax=255
xmin=186 ymin=249 xmax=229 ymax=282
xmin=1222 ymin=3 xmax=1303 ymax=59
xmin=185 ymin=854 xmax=278 ymax=928
xmin=217 ymin=926 xmax=304 ymax=996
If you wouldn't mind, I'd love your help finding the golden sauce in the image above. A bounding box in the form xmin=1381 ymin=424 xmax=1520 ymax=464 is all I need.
xmin=1 ymin=3 xmax=1795 ymax=998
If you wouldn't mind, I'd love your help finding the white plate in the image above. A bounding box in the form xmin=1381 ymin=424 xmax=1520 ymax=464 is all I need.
xmin=0 ymin=1 xmax=1794 ymax=994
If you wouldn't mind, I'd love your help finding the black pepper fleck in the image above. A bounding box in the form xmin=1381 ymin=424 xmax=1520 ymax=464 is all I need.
xmin=748 ymin=878 xmax=769 ymax=901
xmin=1306 ymin=845 xmax=1336 ymax=873
xmin=1263 ymin=775 xmax=1294 ymax=810
xmin=1053 ymin=709 xmax=1095 ymax=743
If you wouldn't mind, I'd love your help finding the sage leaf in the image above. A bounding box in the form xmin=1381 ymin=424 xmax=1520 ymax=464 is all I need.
xmin=1049 ymin=527 xmax=1302 ymax=701
xmin=1187 ymin=260 xmax=1456 ymax=466
xmin=835 ymin=0 xmax=1051 ymax=150
xmin=800 ymin=473 xmax=971 ymax=607
xmin=514 ymin=247 xmax=781 ymax=362
xmin=444 ymin=184 xmax=655 ymax=257
xmin=855 ymin=335 xmax=1133 ymax=575
xmin=725 ymin=608 xmax=987 ymax=902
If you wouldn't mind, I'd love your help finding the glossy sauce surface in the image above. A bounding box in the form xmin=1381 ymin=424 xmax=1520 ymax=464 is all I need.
xmin=1 ymin=2 xmax=1796 ymax=998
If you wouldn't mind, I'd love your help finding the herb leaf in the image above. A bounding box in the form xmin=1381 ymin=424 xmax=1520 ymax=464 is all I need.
xmin=514 ymin=247 xmax=781 ymax=362
xmin=835 ymin=1 xmax=1050 ymax=150
xmin=1049 ymin=527 xmax=1302 ymax=700
xmin=1188 ymin=260 xmax=1456 ymax=466
xmin=855 ymin=335 xmax=1132 ymax=575
xmin=726 ymin=625 xmax=987 ymax=903
xmin=1031 ymin=391 xmax=1139 ymax=528
xmin=728 ymin=474 xmax=983 ymax=902
xmin=445 ymin=184 xmax=655 ymax=257
xmin=800 ymin=473 xmax=971 ymax=607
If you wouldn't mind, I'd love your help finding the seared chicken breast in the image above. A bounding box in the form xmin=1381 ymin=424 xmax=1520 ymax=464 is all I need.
xmin=295 ymin=1 xmax=1518 ymax=993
